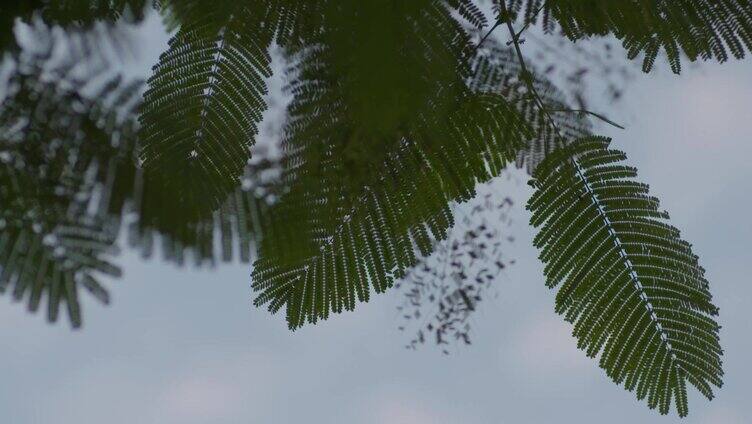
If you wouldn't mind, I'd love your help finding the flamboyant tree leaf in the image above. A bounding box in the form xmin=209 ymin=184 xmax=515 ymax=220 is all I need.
xmin=527 ymin=136 xmax=722 ymax=416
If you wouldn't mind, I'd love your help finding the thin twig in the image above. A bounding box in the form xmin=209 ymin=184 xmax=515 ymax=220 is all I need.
xmin=548 ymin=108 xmax=626 ymax=130
xmin=497 ymin=4 xmax=561 ymax=139
xmin=473 ymin=21 xmax=503 ymax=53
xmin=475 ymin=4 xmax=544 ymax=54
xmin=497 ymin=2 xmax=677 ymax=361
xmin=510 ymin=4 xmax=545 ymax=41
xmin=496 ymin=5 xmax=624 ymax=132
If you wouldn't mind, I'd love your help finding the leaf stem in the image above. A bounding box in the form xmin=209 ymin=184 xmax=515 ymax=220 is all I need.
xmin=548 ymin=108 xmax=626 ymax=130
xmin=497 ymin=1 xmax=675 ymax=360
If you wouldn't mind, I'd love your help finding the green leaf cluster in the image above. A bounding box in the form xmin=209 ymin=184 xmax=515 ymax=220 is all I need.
xmin=1 ymin=0 xmax=745 ymax=416
xmin=505 ymin=0 xmax=752 ymax=72
xmin=1 ymin=33 xmax=275 ymax=324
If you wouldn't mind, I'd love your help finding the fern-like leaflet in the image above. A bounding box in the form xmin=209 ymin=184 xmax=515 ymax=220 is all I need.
xmin=139 ymin=1 xmax=275 ymax=221
xmin=527 ymin=136 xmax=722 ymax=416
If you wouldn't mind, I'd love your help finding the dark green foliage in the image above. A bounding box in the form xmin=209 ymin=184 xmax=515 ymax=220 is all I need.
xmin=139 ymin=1 xmax=277 ymax=221
xmin=0 ymin=43 xmax=138 ymax=327
xmin=0 ymin=32 xmax=277 ymax=325
xmin=527 ymin=137 xmax=722 ymax=416
xmin=251 ymin=3 xmax=532 ymax=328
xmin=0 ymin=0 xmax=148 ymax=53
xmin=139 ymin=0 xmax=489 ymax=222
xmin=32 ymin=0 xmax=149 ymax=26
xmin=253 ymin=91 xmax=529 ymax=328
xmin=130 ymin=157 xmax=277 ymax=266
xmin=0 ymin=167 xmax=119 ymax=328
xmin=0 ymin=0 xmax=741 ymax=416
xmin=504 ymin=0 xmax=752 ymax=73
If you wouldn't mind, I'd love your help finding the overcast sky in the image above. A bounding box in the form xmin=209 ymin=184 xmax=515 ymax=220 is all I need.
xmin=2 ymin=11 xmax=751 ymax=424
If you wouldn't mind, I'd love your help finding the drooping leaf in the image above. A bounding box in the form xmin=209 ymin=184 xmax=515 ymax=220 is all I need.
xmin=252 ymin=1 xmax=532 ymax=328
xmin=139 ymin=1 xmax=277 ymax=221
xmin=527 ymin=136 xmax=722 ymax=416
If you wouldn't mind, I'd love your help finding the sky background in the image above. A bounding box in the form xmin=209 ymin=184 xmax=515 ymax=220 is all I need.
xmin=2 ymin=10 xmax=752 ymax=424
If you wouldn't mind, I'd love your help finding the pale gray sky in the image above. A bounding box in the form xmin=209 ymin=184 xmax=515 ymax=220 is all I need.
xmin=1 ymin=11 xmax=751 ymax=424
